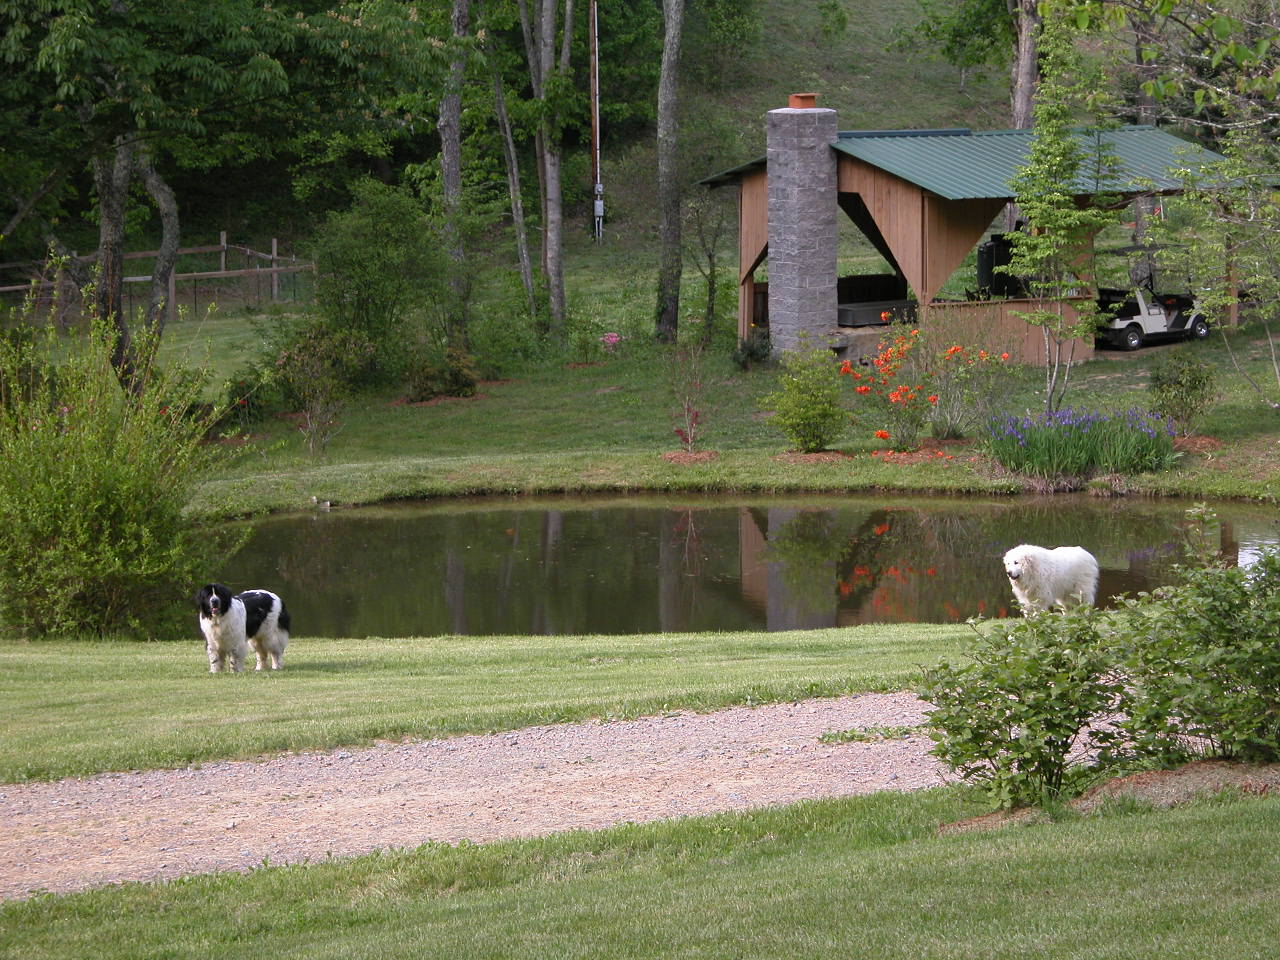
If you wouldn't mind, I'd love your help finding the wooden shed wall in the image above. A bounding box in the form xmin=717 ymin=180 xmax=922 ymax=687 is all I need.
xmin=921 ymin=298 xmax=1096 ymax=366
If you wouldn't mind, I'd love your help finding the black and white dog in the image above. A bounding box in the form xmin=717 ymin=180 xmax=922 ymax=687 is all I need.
xmin=196 ymin=583 xmax=291 ymax=673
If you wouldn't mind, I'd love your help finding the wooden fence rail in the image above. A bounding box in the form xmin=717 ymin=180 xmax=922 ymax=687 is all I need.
xmin=0 ymin=232 xmax=314 ymax=324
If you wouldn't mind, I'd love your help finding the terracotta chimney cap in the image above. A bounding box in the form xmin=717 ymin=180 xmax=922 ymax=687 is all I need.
xmin=788 ymin=92 xmax=818 ymax=109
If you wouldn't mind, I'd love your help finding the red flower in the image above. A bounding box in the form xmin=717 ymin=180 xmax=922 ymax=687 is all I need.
xmin=856 ymin=385 xmax=872 ymax=395
xmin=873 ymin=523 xmax=890 ymax=535
xmin=1000 ymin=352 xmax=1010 ymax=361
xmin=927 ymin=395 xmax=938 ymax=404
xmin=874 ymin=429 xmax=890 ymax=440
xmin=839 ymin=359 xmax=853 ymax=375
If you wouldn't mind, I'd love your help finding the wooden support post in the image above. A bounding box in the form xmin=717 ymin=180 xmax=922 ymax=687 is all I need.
xmin=219 ymin=231 xmax=227 ymax=273
xmin=271 ymin=238 xmax=279 ymax=302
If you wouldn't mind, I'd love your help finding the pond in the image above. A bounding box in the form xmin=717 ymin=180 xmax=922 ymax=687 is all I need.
xmin=217 ymin=494 xmax=1279 ymax=639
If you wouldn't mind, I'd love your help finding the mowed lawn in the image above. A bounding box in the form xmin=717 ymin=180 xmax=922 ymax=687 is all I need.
xmin=0 ymin=622 xmax=970 ymax=783
xmin=4 ymin=785 xmax=1279 ymax=960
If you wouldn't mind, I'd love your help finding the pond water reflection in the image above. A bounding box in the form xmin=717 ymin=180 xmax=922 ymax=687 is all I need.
xmin=217 ymin=495 xmax=1279 ymax=639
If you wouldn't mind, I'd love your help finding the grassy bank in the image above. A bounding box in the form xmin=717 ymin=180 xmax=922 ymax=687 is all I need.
xmin=182 ymin=321 xmax=1280 ymax=520
xmin=5 ymin=787 xmax=1279 ymax=959
xmin=0 ymin=622 xmax=969 ymax=783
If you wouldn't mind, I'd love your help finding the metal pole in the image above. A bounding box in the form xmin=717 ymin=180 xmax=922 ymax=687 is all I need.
xmin=589 ymin=0 xmax=604 ymax=242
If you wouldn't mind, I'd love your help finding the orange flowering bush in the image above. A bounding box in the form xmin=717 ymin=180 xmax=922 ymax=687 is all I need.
xmin=928 ymin=343 xmax=1014 ymax=439
xmin=842 ymin=325 xmax=1017 ymax=449
xmin=840 ymin=328 xmax=934 ymax=451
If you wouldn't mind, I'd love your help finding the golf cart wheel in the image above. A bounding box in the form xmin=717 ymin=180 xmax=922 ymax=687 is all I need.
xmin=1190 ymin=316 xmax=1210 ymax=339
xmin=1122 ymin=325 xmax=1144 ymax=351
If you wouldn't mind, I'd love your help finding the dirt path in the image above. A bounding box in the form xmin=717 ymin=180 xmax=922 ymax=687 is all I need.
xmin=1 ymin=692 xmax=948 ymax=901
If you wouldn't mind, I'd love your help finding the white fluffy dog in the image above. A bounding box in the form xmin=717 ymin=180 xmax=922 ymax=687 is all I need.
xmin=1002 ymin=544 xmax=1099 ymax=615
xmin=196 ymin=583 xmax=291 ymax=672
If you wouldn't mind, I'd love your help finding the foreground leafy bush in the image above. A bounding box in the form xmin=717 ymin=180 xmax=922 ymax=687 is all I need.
xmin=922 ymin=505 xmax=1280 ymax=809
xmin=986 ymin=407 xmax=1176 ymax=483
xmin=0 ymin=320 xmax=240 ymax=637
xmin=762 ymin=342 xmax=847 ymax=453
xmin=921 ymin=606 xmax=1117 ymax=808
xmin=1105 ymin=547 xmax=1280 ymax=765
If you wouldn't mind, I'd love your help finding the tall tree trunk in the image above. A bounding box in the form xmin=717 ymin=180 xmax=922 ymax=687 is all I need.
xmin=439 ymin=0 xmax=471 ymax=350
xmin=1128 ymin=12 xmax=1160 ymax=286
xmin=91 ymin=139 xmax=136 ymax=385
xmin=520 ymin=0 xmax=571 ymax=344
xmin=654 ymin=0 xmax=685 ymax=344
xmin=516 ymin=0 xmax=550 ymax=298
xmin=492 ymin=65 xmax=538 ymax=319
xmin=136 ymin=151 xmax=180 ymax=344
xmin=1009 ymin=0 xmax=1040 ymax=129
xmin=1005 ymin=0 xmax=1040 ymax=229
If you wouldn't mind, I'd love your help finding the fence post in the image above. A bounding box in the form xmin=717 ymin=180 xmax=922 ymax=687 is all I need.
xmin=219 ymin=231 xmax=227 ymax=273
xmin=271 ymin=238 xmax=279 ymax=302
xmin=168 ymin=269 xmax=177 ymax=326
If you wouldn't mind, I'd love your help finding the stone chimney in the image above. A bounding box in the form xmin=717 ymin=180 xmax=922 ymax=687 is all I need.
xmin=766 ymin=93 xmax=838 ymax=356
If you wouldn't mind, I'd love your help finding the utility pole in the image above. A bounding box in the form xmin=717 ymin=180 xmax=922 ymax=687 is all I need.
xmin=589 ymin=0 xmax=604 ymax=242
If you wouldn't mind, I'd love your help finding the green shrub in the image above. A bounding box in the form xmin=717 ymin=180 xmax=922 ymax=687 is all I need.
xmin=761 ymin=342 xmax=847 ymax=453
xmin=222 ymin=363 xmax=285 ymax=427
xmin=468 ymin=310 xmax=550 ymax=379
xmin=0 ymin=320 xmax=241 ymax=638
xmin=1148 ymin=348 xmax=1217 ymax=436
xmin=1104 ymin=547 xmax=1280 ymax=765
xmin=920 ymin=606 xmax=1118 ymax=808
xmin=273 ymin=320 xmax=376 ymax=456
xmin=731 ymin=326 xmax=771 ymax=370
xmin=403 ymin=346 xmax=480 ymax=402
xmin=309 ymin=178 xmax=446 ymax=380
xmin=985 ymin=407 xmax=1176 ymax=483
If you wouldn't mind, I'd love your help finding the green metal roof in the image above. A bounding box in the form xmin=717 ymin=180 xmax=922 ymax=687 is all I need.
xmin=699 ymin=125 xmax=1225 ymax=199
xmin=833 ymin=126 xmax=1223 ymax=199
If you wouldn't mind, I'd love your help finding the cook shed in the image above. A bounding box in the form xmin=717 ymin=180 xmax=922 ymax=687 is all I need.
xmin=701 ymin=94 xmax=1226 ymax=364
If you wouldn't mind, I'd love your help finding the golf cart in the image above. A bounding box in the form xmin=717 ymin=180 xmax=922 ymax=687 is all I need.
xmin=1095 ymin=268 xmax=1209 ymax=351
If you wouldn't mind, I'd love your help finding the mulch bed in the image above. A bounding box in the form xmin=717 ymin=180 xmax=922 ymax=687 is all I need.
xmin=938 ymin=758 xmax=1280 ymax=836
xmin=869 ymin=437 xmax=976 ymax=466
xmin=1173 ymin=434 xmax=1222 ymax=455
xmin=772 ymin=450 xmax=854 ymax=465
xmin=661 ymin=450 xmax=720 ymax=465
xmin=389 ymin=381 xmax=511 ymax=408
xmin=772 ymin=438 xmax=978 ymax=467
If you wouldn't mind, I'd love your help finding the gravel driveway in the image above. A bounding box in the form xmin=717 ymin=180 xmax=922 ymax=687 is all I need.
xmin=1 ymin=692 xmax=947 ymax=900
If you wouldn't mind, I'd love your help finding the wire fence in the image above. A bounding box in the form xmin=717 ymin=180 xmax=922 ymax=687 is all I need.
xmin=0 ymin=232 xmax=314 ymax=326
